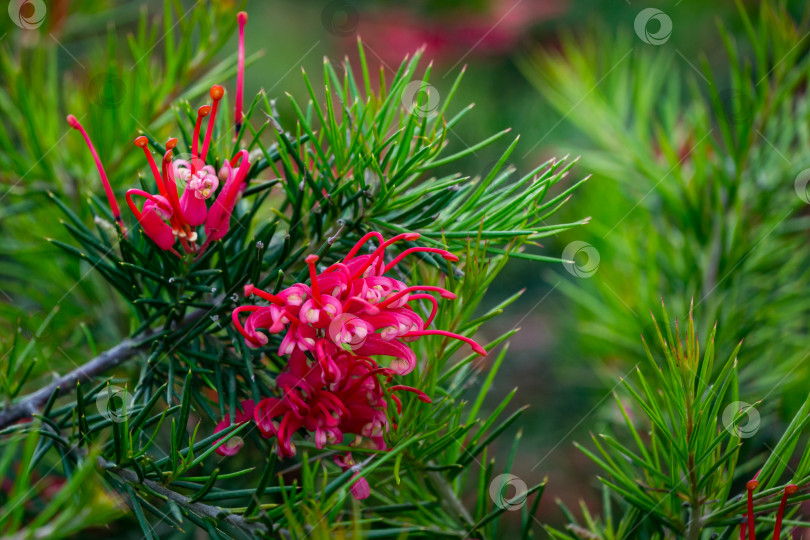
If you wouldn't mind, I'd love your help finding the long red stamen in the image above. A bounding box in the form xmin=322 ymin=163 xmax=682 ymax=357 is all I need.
xmin=404 ymin=329 xmax=487 ymax=356
xmin=746 ymin=478 xmax=758 ymax=540
xmin=390 ymin=385 xmax=431 ymax=403
xmin=191 ymin=105 xmax=212 ymax=170
xmin=391 ymin=393 xmax=403 ymax=414
xmin=235 ymin=12 xmax=247 ymax=136
xmin=305 ymin=255 xmax=322 ymax=303
xmin=161 ymin=139 xmax=185 ymax=225
xmin=201 ymin=85 xmax=224 ymax=162
xmin=378 ymin=285 xmax=456 ymax=308
xmin=383 ymin=247 xmax=459 ymax=273
xmin=125 ymin=189 xmax=166 ymax=221
xmin=353 ymin=233 xmax=421 ymax=278
xmin=244 ymin=284 xmax=284 ymax=305
xmin=739 ymin=518 xmax=746 ymax=540
xmin=343 ymin=231 xmax=386 ymax=262
xmin=219 ymin=149 xmax=251 ymax=205
xmin=772 ymin=484 xmax=798 ymax=540
xmin=67 ymin=115 xmax=124 ymax=233
xmin=134 ymin=136 xmax=167 ymax=197
xmin=408 ymin=293 xmax=439 ymax=326
xmin=232 ymin=305 xmax=263 ymax=346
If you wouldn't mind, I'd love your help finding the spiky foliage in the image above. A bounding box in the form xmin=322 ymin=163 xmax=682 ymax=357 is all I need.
xmin=0 ymin=7 xmax=584 ymax=537
xmin=547 ymin=304 xmax=810 ymax=539
xmin=518 ymin=2 xmax=810 ymax=535
xmin=521 ymin=1 xmax=810 ymax=401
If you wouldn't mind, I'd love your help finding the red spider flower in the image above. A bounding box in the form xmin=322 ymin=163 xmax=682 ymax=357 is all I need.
xmin=232 ymin=231 xmax=486 ymax=377
xmin=221 ymin=349 xmax=429 ymax=461
xmin=67 ymin=11 xmax=251 ymax=259
xmin=220 ymin=232 xmax=479 ymax=475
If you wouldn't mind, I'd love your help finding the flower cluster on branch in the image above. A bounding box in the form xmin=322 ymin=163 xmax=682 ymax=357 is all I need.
xmin=218 ymin=232 xmax=487 ymax=496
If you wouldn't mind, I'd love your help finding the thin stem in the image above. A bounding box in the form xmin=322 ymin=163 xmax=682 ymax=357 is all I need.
xmin=98 ymin=457 xmax=268 ymax=536
xmin=0 ymin=307 xmax=209 ymax=430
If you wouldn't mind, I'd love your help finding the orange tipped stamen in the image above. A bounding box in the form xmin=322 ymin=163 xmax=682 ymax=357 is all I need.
xmin=746 ymin=479 xmax=758 ymax=540
xmin=305 ymin=254 xmax=322 ymax=303
xmin=67 ymin=114 xmax=125 ymax=233
xmin=403 ymin=330 xmax=487 ymax=356
xmin=134 ymin=136 xmax=167 ymax=197
xmin=192 ymin=105 xmax=212 ymax=169
xmin=772 ymin=484 xmax=798 ymax=540
xmin=201 ymin=85 xmax=224 ymax=162
xmin=235 ymin=12 xmax=248 ymax=136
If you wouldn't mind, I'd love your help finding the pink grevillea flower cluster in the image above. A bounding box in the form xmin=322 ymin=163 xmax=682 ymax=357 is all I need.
xmin=216 ymin=232 xmax=487 ymax=498
xmin=67 ymin=12 xmax=250 ymax=259
xmin=740 ymin=473 xmax=799 ymax=540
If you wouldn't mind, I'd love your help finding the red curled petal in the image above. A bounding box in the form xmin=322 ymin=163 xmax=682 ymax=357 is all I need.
xmin=390 ymin=385 xmax=432 ymax=403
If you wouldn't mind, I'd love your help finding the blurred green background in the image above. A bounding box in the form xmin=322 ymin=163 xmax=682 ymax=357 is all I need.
xmin=3 ymin=0 xmax=810 ymax=534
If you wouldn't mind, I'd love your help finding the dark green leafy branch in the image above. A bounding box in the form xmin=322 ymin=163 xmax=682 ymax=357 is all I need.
xmin=0 ymin=22 xmax=584 ymax=539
